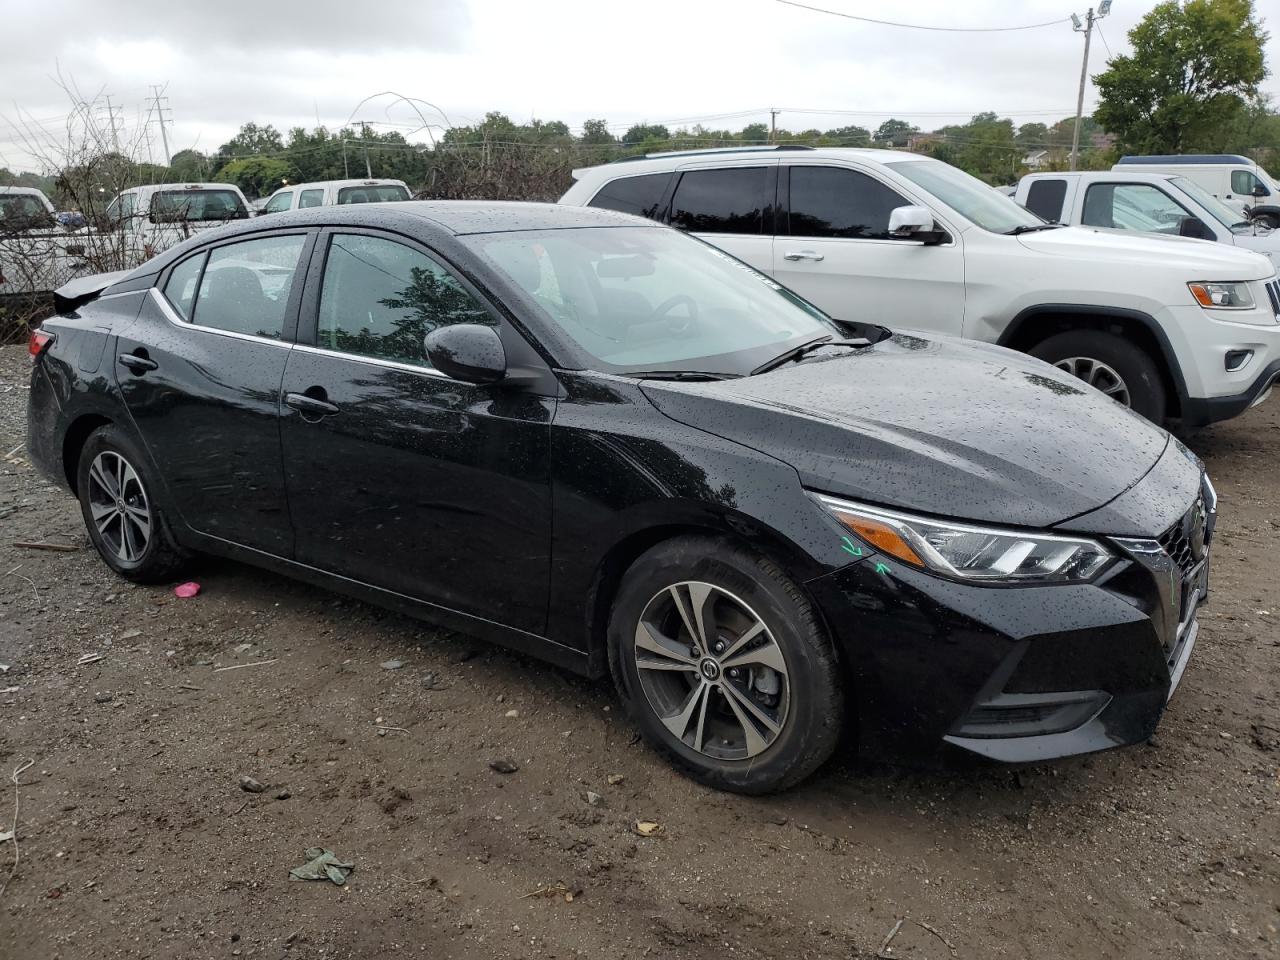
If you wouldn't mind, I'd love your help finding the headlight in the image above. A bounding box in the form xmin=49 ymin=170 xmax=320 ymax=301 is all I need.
xmin=1188 ymin=281 xmax=1254 ymax=309
xmin=815 ymin=495 xmax=1113 ymax=584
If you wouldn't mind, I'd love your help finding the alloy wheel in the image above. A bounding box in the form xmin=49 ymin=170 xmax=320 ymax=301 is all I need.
xmin=633 ymin=581 xmax=790 ymax=761
xmin=87 ymin=451 xmax=152 ymax=564
xmin=1052 ymin=356 xmax=1132 ymax=407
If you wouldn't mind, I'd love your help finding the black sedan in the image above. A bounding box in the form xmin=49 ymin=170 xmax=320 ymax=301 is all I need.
xmin=27 ymin=202 xmax=1214 ymax=792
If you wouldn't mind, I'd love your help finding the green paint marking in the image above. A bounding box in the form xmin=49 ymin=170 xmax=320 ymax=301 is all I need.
xmin=874 ymin=562 xmax=892 ymax=576
xmin=839 ymin=536 xmax=863 ymax=557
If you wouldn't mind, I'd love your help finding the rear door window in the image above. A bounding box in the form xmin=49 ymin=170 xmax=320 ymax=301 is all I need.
xmin=163 ymin=253 xmax=206 ymax=319
xmin=1025 ymin=179 xmax=1068 ymax=222
xmin=786 ymin=166 xmax=907 ymax=239
xmin=190 ymin=234 xmax=307 ymax=338
xmin=669 ymin=167 xmax=769 ymax=235
xmin=587 ymin=173 xmax=672 ymax=220
xmin=298 ymin=189 xmax=324 ymax=208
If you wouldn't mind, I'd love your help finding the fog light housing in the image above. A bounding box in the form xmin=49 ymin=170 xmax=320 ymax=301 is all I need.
xmin=950 ymin=690 xmax=1111 ymax=738
xmin=1225 ymin=349 xmax=1253 ymax=372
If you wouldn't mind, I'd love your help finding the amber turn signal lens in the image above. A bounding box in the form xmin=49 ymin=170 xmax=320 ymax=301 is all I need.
xmin=831 ymin=511 xmax=924 ymax=566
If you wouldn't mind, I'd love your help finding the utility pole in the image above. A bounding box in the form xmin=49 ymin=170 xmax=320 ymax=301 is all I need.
xmin=101 ymin=94 xmax=122 ymax=153
xmin=148 ymin=84 xmax=173 ymax=166
xmin=1069 ymin=1 xmax=1111 ymax=171
xmin=769 ymin=108 xmax=779 ymax=144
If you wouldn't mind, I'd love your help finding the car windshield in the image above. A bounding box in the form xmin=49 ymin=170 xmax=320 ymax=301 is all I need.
xmin=466 ymin=226 xmax=840 ymax=376
xmin=1170 ymin=177 xmax=1249 ymax=230
xmin=886 ymin=159 xmax=1045 ymax=234
xmin=150 ymin=190 xmax=249 ymax=223
xmin=0 ymin=194 xmax=55 ymax=231
xmin=337 ymin=184 xmax=410 ymax=204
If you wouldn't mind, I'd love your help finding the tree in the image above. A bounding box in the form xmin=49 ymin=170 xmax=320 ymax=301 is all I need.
xmin=739 ymin=122 xmax=769 ymax=144
xmin=824 ymin=125 xmax=871 ymax=146
xmin=621 ymin=123 xmax=670 ymax=145
xmin=168 ymin=149 xmax=209 ymax=181
xmin=213 ymin=156 xmax=294 ymax=199
xmin=875 ymin=118 xmax=918 ymax=147
xmin=218 ymin=122 xmax=285 ymax=156
xmin=1016 ymin=122 xmax=1049 ymax=147
xmin=1094 ymin=0 xmax=1268 ymax=154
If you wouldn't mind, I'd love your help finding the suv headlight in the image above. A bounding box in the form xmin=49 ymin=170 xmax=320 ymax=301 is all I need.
xmin=1188 ymin=281 xmax=1254 ymax=309
xmin=815 ymin=495 xmax=1113 ymax=584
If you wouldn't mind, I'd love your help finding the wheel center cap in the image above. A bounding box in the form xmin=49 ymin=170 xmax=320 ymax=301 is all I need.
xmin=698 ymin=657 xmax=721 ymax=682
xmin=116 ymin=498 xmax=125 ymax=511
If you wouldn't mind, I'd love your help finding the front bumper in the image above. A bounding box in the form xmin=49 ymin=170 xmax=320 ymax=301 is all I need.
xmin=1161 ymin=301 xmax=1280 ymax=425
xmin=806 ymin=487 xmax=1214 ymax=766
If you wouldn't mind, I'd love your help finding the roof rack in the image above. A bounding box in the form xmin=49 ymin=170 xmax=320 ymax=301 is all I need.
xmin=611 ymin=145 xmax=817 ymax=164
xmin=1117 ymin=154 xmax=1253 ymax=165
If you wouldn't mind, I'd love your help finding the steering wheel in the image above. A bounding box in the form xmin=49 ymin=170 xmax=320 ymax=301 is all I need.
xmin=652 ymin=294 xmax=699 ymax=334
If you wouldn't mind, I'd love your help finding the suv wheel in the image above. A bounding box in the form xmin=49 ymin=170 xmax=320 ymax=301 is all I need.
xmin=76 ymin=425 xmax=191 ymax=583
xmin=607 ymin=535 xmax=843 ymax=794
xmin=1030 ymin=330 xmax=1166 ymax=422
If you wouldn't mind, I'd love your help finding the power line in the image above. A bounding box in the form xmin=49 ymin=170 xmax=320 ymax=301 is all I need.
xmin=775 ymin=0 xmax=1071 ymax=32
xmin=1095 ymin=23 xmax=1113 ymax=57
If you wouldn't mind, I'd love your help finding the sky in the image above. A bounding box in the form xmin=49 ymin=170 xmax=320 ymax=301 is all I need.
xmin=2 ymin=0 xmax=1278 ymax=173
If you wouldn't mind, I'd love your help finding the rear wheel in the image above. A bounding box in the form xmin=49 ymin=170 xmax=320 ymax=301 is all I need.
xmin=1029 ymin=330 xmax=1166 ymax=422
xmin=76 ymin=425 xmax=190 ymax=583
xmin=607 ymin=536 xmax=843 ymax=794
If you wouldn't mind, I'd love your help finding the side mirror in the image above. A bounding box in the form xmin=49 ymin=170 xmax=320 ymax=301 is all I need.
xmin=1178 ymin=216 xmax=1213 ymax=240
xmin=888 ymin=205 xmax=946 ymax=244
xmin=1253 ymin=184 xmax=1269 ymax=198
xmin=423 ymin=323 xmax=507 ymax=384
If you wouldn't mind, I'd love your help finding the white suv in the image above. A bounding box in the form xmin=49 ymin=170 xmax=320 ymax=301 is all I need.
xmin=560 ymin=146 xmax=1280 ymax=426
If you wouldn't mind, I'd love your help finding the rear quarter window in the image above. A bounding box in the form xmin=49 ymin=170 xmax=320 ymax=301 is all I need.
xmin=587 ymin=173 xmax=672 ymax=220
xmin=336 ymin=184 xmax=410 ymax=204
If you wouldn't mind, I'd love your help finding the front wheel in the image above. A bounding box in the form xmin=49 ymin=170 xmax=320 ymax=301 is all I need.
xmin=607 ymin=536 xmax=844 ymax=794
xmin=1029 ymin=330 xmax=1166 ymax=422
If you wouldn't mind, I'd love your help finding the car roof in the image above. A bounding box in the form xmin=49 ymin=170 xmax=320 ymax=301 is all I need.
xmin=572 ymin=146 xmax=925 ymax=180
xmin=1024 ymin=171 xmax=1181 ymax=182
xmin=123 ymin=183 xmax=238 ymax=194
xmin=1116 ymin=154 xmax=1253 ymax=166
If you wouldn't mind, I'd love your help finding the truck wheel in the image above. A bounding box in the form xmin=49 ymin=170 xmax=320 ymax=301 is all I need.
xmin=1252 ymin=212 xmax=1280 ymax=230
xmin=1029 ymin=330 xmax=1166 ymax=422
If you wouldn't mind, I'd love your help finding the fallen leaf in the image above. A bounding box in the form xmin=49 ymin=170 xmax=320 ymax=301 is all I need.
xmin=633 ymin=820 xmax=663 ymax=837
xmin=606 ymin=774 xmax=625 ymax=786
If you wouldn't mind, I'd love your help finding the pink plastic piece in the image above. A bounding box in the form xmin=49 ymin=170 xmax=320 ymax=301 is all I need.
xmin=173 ymin=582 xmax=201 ymax=598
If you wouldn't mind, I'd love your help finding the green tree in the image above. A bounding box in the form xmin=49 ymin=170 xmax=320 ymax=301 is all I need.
xmin=875 ymin=118 xmax=918 ymax=146
xmin=1094 ymin=0 xmax=1268 ymax=153
xmin=213 ymin=156 xmax=294 ymax=199
xmin=621 ymin=123 xmax=670 ymax=145
xmin=739 ymin=122 xmax=769 ymax=144
xmin=168 ymin=149 xmax=210 ymax=181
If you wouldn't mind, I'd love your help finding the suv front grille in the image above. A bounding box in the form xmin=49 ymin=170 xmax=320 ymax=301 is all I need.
xmin=1266 ymin=278 xmax=1280 ymax=318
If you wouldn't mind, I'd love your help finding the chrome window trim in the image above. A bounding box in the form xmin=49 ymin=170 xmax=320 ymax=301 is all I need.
xmin=291 ymin=342 xmax=453 ymax=381
xmin=149 ymin=287 xmax=290 ymax=348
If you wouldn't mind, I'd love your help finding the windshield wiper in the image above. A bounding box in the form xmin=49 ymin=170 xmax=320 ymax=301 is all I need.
xmin=628 ymin=370 xmax=741 ymax=381
xmin=1005 ymin=223 xmax=1065 ymax=235
xmin=749 ymin=336 xmax=870 ymax=376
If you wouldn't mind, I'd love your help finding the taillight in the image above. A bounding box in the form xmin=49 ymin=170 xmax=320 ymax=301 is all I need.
xmin=28 ymin=329 xmax=54 ymax=361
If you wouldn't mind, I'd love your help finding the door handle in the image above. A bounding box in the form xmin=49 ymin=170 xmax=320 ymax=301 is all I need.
xmin=782 ymin=250 xmax=825 ymax=262
xmin=285 ymin=391 xmax=340 ymax=418
xmin=118 ymin=353 xmax=158 ymax=373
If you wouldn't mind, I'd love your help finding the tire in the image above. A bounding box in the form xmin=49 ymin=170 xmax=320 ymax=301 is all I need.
xmin=1029 ymin=330 xmax=1166 ymax=422
xmin=1252 ymin=212 xmax=1280 ymax=230
xmin=75 ymin=424 xmax=191 ymax=584
xmin=607 ymin=535 xmax=844 ymax=794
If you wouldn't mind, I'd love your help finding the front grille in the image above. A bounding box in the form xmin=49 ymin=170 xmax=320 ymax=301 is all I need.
xmin=1158 ymin=520 xmax=1197 ymax=577
xmin=1266 ymin=278 xmax=1280 ymax=318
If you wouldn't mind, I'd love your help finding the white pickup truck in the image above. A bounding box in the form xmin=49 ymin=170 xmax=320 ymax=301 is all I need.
xmin=0 ymin=186 xmax=94 ymax=304
xmin=562 ymin=146 xmax=1280 ymax=426
xmin=1015 ymin=170 xmax=1279 ymax=266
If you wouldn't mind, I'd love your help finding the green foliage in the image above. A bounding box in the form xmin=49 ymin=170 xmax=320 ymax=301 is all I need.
xmin=213 ymin=156 xmax=294 ymax=199
xmin=875 ymin=118 xmax=917 ymax=146
xmin=1094 ymin=0 xmax=1269 ymax=153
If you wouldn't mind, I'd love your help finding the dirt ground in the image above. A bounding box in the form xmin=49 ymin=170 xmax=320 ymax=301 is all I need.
xmin=0 ymin=342 xmax=1277 ymax=960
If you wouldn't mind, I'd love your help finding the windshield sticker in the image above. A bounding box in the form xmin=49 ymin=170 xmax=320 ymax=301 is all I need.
xmin=700 ymin=243 xmax=783 ymax=290
xmin=839 ymin=536 xmax=864 ymax=557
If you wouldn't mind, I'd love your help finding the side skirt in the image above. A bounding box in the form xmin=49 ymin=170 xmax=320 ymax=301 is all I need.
xmin=183 ymin=530 xmax=596 ymax=678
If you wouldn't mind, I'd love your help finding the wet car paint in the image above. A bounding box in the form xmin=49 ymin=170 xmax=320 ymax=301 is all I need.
xmin=27 ymin=202 xmax=1208 ymax=767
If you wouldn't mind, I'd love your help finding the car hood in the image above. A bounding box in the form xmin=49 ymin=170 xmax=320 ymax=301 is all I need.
xmin=641 ymin=333 xmax=1171 ymax=529
xmin=1017 ymin=225 xmax=1274 ymax=279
